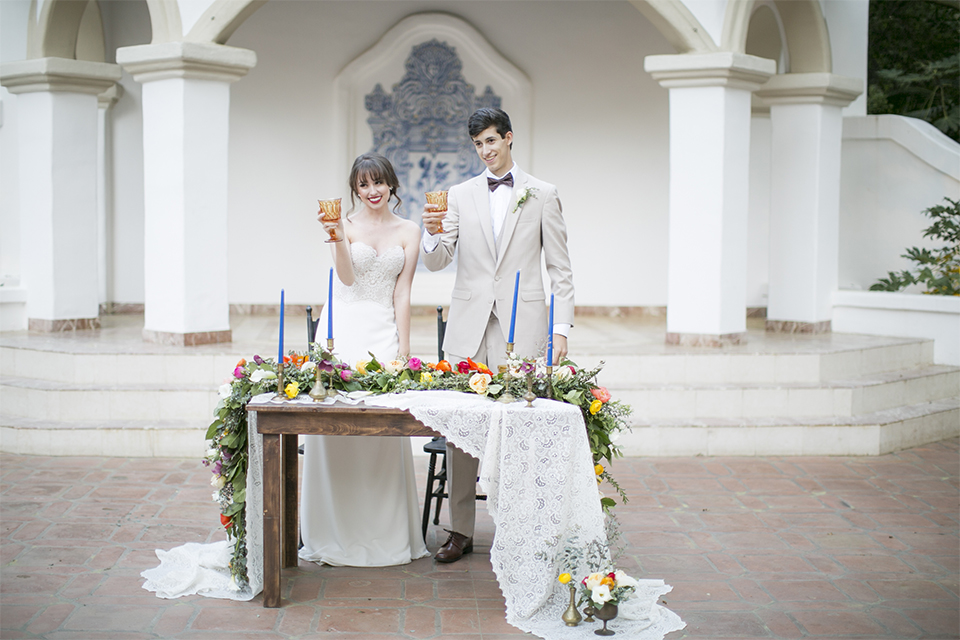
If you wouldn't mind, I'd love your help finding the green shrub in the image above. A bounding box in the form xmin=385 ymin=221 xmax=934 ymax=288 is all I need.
xmin=870 ymin=197 xmax=959 ymax=296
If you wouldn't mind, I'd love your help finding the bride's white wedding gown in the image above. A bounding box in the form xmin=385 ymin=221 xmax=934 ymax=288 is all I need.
xmin=301 ymin=241 xmax=429 ymax=566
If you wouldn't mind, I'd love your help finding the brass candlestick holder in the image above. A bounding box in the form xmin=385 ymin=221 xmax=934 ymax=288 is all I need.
xmin=325 ymin=338 xmax=338 ymax=398
xmin=498 ymin=342 xmax=516 ymax=404
xmin=276 ymin=361 xmax=286 ymax=400
xmin=308 ymin=345 xmax=326 ymax=402
xmin=545 ymin=365 xmax=554 ymax=400
xmin=524 ymin=370 xmax=536 ymax=408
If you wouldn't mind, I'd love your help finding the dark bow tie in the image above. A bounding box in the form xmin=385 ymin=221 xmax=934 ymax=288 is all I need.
xmin=487 ymin=174 xmax=514 ymax=192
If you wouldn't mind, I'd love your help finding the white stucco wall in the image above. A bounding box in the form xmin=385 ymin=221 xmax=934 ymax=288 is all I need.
xmin=224 ymin=1 xmax=673 ymax=309
xmin=839 ymin=115 xmax=960 ymax=292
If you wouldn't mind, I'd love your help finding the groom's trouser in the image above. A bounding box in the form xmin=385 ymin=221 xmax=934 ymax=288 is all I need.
xmin=446 ymin=313 xmax=507 ymax=538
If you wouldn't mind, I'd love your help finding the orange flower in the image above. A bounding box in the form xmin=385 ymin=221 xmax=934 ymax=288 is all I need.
xmin=475 ymin=361 xmax=492 ymax=375
xmin=467 ymin=357 xmax=480 ymax=371
xmin=220 ymin=513 xmax=233 ymax=528
xmin=591 ymin=387 xmax=611 ymax=403
xmin=236 ymin=358 xmax=247 ymax=368
xmin=435 ymin=360 xmax=452 ymax=372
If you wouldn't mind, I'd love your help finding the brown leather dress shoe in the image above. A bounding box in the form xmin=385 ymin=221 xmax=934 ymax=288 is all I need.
xmin=435 ymin=530 xmax=473 ymax=563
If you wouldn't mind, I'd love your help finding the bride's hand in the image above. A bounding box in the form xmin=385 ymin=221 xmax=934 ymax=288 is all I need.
xmin=319 ymin=211 xmax=344 ymax=238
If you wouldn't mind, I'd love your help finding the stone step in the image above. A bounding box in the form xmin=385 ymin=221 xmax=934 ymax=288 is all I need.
xmin=0 ymin=414 xmax=208 ymax=457
xmin=617 ymin=398 xmax=959 ymax=457
xmin=583 ymin=338 xmax=935 ymax=385
xmin=0 ymin=335 xmax=936 ymax=386
xmin=608 ymin=365 xmax=959 ymax=418
xmin=0 ymin=377 xmax=219 ymax=422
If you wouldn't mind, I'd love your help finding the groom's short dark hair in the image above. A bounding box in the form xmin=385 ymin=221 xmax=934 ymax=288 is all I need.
xmin=468 ymin=108 xmax=512 ymax=140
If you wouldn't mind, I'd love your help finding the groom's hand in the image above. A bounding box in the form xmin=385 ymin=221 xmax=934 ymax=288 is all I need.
xmin=422 ymin=204 xmax=446 ymax=235
xmin=552 ymin=334 xmax=568 ymax=365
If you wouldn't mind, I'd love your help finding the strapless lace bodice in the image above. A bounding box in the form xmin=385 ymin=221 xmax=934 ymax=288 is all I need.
xmin=335 ymin=242 xmax=404 ymax=308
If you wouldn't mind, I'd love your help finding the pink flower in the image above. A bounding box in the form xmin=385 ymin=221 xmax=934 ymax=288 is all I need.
xmin=339 ymin=369 xmax=353 ymax=381
xmin=457 ymin=361 xmax=470 ymax=374
xmin=591 ymin=387 xmax=611 ymax=403
xmin=233 ymin=366 xmax=245 ymax=378
xmin=407 ymin=357 xmax=422 ymax=372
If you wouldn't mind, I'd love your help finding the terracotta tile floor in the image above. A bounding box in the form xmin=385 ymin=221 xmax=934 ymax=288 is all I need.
xmin=1 ymin=438 xmax=957 ymax=639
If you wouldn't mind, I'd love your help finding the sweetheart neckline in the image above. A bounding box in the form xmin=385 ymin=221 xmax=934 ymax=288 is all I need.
xmin=351 ymin=241 xmax=404 ymax=259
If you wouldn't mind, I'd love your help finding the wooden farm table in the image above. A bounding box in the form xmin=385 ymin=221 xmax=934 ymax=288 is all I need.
xmin=246 ymin=399 xmax=439 ymax=608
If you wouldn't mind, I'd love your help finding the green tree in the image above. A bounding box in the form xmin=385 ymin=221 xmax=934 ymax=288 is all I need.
xmin=868 ymin=0 xmax=960 ymax=142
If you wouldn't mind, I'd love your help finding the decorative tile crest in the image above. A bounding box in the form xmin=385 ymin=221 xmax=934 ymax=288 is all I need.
xmin=365 ymin=39 xmax=502 ymax=221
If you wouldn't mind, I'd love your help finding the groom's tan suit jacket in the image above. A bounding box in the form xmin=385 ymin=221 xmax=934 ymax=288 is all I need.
xmin=422 ymin=167 xmax=575 ymax=360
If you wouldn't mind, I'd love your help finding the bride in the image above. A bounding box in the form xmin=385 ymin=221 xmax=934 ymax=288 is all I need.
xmin=300 ymin=152 xmax=428 ymax=566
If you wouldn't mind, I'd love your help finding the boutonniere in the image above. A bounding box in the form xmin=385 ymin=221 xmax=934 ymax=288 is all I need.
xmin=512 ymin=187 xmax=538 ymax=213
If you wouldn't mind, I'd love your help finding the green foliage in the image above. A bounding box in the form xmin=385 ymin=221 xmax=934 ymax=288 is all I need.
xmin=868 ymin=0 xmax=960 ymax=141
xmin=870 ymin=198 xmax=960 ymax=296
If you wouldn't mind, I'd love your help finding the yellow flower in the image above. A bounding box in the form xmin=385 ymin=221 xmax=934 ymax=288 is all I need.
xmin=284 ymin=382 xmax=299 ymax=399
xmin=558 ymin=573 xmax=572 ymax=584
xmin=595 ymin=464 xmax=604 ymax=476
xmin=589 ymin=399 xmax=603 ymax=415
xmin=355 ymin=360 xmax=369 ymax=375
xmin=420 ymin=372 xmax=433 ymax=384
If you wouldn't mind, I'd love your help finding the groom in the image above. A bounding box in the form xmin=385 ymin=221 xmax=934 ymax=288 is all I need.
xmin=421 ymin=107 xmax=575 ymax=563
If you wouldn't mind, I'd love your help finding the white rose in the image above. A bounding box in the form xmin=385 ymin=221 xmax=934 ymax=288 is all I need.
xmin=205 ymin=447 xmax=218 ymax=459
xmin=384 ymin=359 xmax=404 ymax=374
xmin=614 ymin=570 xmax=639 ymax=589
xmin=592 ymin=584 xmax=612 ymax=605
xmin=585 ymin=573 xmax=603 ymax=590
xmin=210 ymin=475 xmax=226 ymax=489
xmin=250 ymin=369 xmax=277 ymax=383
xmin=554 ymin=365 xmax=574 ymax=380
xmin=468 ymin=372 xmax=492 ymax=395
xmin=218 ymin=383 xmax=233 ymax=399
xmin=300 ymin=360 xmax=317 ymax=373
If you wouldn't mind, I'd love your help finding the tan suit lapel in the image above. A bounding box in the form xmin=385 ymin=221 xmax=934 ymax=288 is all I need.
xmin=495 ymin=170 xmax=526 ymax=267
xmin=471 ymin=177 xmax=497 ymax=261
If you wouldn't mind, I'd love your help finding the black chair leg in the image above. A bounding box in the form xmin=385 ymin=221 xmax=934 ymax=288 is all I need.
xmin=432 ymin=463 xmax=446 ymax=526
xmin=422 ymin=452 xmax=438 ymax=541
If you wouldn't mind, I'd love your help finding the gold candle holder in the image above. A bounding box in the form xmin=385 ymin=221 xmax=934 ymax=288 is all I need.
xmin=524 ymin=371 xmax=536 ymax=408
xmin=498 ymin=343 xmax=516 ymax=404
xmin=276 ymin=363 xmax=286 ymax=400
xmin=318 ymin=198 xmax=343 ymax=243
xmin=424 ymin=190 xmax=447 ymax=234
xmin=545 ymin=365 xmax=553 ymax=400
xmin=325 ymin=338 xmax=338 ymax=398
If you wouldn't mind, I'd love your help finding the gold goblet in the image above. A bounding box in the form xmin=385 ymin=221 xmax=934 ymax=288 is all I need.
xmin=424 ymin=190 xmax=447 ymax=234
xmin=318 ymin=198 xmax=343 ymax=243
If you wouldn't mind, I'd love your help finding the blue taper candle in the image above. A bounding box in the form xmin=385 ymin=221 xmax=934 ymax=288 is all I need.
xmin=508 ymin=270 xmax=520 ymax=344
xmin=547 ymin=293 xmax=554 ymax=365
xmin=327 ymin=268 xmax=334 ymax=340
xmin=279 ymin=289 xmax=284 ymax=364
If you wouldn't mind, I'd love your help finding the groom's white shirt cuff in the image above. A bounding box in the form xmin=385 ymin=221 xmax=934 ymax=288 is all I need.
xmin=421 ymin=230 xmax=440 ymax=253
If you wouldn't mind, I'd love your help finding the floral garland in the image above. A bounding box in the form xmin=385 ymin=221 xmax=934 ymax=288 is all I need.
xmin=205 ymin=346 xmax=632 ymax=588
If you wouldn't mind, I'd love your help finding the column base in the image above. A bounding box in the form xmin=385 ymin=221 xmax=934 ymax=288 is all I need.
xmin=29 ymin=318 xmax=101 ymax=332
xmin=665 ymin=332 xmax=746 ymax=347
xmin=766 ymin=320 xmax=831 ymax=334
xmin=143 ymin=328 xmax=232 ymax=346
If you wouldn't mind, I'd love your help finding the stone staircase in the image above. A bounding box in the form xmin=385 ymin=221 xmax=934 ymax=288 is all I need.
xmin=1 ymin=315 xmax=957 ymax=457
xmin=588 ymin=338 xmax=959 ymax=456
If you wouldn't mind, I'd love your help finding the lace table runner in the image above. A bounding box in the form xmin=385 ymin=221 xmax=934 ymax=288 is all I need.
xmin=247 ymin=390 xmax=684 ymax=639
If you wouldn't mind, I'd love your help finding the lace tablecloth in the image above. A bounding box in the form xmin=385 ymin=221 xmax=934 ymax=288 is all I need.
xmin=246 ymin=390 xmax=684 ymax=639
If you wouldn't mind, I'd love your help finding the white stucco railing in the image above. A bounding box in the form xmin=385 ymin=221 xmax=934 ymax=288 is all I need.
xmin=833 ymin=290 xmax=960 ymax=365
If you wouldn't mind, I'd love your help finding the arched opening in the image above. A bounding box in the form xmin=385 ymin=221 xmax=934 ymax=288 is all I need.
xmin=29 ymin=0 xmax=105 ymax=61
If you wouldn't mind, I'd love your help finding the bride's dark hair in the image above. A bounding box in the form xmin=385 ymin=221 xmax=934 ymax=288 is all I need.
xmin=348 ymin=153 xmax=402 ymax=214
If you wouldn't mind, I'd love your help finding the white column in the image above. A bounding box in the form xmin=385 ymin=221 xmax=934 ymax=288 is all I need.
xmin=755 ymin=73 xmax=862 ymax=333
xmin=0 ymin=58 xmax=121 ymax=332
xmin=645 ymin=53 xmax=775 ymax=346
xmin=97 ymin=85 xmax=122 ymax=312
xmin=117 ymin=43 xmax=256 ymax=346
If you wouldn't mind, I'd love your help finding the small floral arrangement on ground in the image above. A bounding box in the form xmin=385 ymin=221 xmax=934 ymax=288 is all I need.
xmin=204 ymin=346 xmax=632 ymax=588
xmin=558 ymin=570 xmax=639 ymax=607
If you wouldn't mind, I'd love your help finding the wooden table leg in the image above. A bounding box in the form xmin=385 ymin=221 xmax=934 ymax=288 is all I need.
xmin=262 ymin=433 xmax=281 ymax=608
xmin=282 ymin=433 xmax=299 ymax=568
